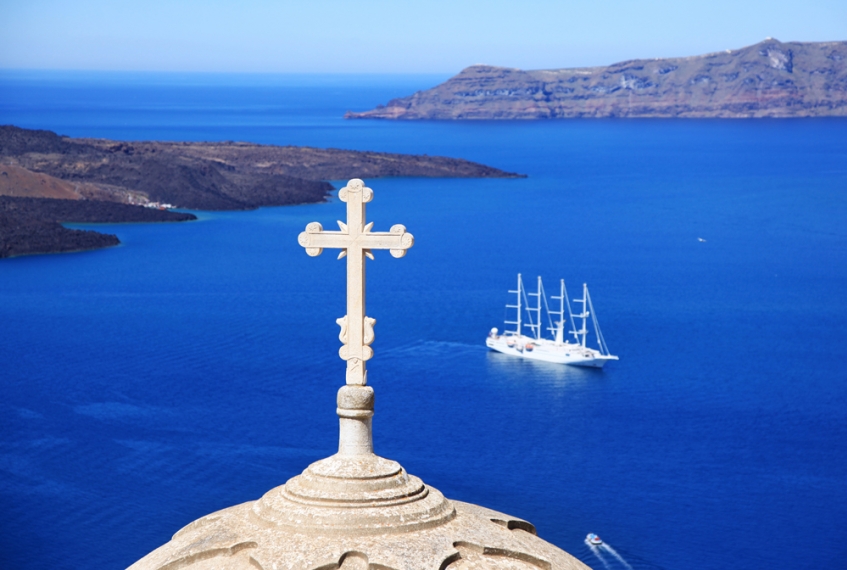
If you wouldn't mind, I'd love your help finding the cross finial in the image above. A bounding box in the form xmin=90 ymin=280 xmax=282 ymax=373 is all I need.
xmin=297 ymin=179 xmax=414 ymax=386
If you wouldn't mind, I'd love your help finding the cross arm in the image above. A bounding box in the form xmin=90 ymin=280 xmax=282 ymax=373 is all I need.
xmin=361 ymin=225 xmax=414 ymax=257
xmin=298 ymin=223 xmax=414 ymax=258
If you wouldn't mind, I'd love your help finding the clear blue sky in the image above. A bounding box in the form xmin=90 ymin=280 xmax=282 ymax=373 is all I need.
xmin=1 ymin=0 xmax=844 ymax=73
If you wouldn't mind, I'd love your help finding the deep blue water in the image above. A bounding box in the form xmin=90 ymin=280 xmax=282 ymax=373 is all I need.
xmin=1 ymin=71 xmax=846 ymax=570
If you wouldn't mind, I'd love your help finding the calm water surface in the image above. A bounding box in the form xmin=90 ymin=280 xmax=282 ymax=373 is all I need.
xmin=1 ymin=71 xmax=846 ymax=570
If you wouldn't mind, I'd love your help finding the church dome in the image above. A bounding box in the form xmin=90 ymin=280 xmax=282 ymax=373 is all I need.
xmin=129 ymin=447 xmax=590 ymax=570
xmin=129 ymin=180 xmax=590 ymax=570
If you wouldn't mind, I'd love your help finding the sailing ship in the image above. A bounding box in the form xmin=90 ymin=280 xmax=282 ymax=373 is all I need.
xmin=486 ymin=274 xmax=618 ymax=368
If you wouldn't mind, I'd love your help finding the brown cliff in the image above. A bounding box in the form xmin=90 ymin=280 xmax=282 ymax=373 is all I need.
xmin=346 ymin=39 xmax=847 ymax=120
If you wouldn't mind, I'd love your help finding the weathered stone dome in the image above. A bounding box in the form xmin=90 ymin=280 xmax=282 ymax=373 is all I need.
xmin=129 ymin=180 xmax=590 ymax=570
xmin=129 ymin=387 xmax=589 ymax=570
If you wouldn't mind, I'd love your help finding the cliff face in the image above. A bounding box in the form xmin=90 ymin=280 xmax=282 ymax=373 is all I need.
xmin=346 ymin=39 xmax=847 ymax=119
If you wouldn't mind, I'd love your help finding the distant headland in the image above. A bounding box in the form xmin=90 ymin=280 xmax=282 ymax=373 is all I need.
xmin=0 ymin=125 xmax=523 ymax=258
xmin=345 ymin=39 xmax=847 ymax=120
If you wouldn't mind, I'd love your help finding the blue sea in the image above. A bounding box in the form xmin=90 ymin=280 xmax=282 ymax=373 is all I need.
xmin=1 ymin=70 xmax=846 ymax=570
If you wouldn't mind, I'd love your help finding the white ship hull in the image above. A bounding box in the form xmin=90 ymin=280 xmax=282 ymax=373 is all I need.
xmin=486 ymin=334 xmax=617 ymax=368
xmin=487 ymin=275 xmax=618 ymax=368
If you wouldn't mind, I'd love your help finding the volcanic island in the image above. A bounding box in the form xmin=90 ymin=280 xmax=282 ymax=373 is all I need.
xmin=0 ymin=125 xmax=523 ymax=258
xmin=345 ymin=39 xmax=847 ymax=120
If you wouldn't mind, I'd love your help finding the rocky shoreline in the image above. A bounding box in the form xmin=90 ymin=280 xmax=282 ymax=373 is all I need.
xmin=346 ymin=39 xmax=847 ymax=120
xmin=0 ymin=196 xmax=196 ymax=258
xmin=1 ymin=125 xmax=523 ymax=257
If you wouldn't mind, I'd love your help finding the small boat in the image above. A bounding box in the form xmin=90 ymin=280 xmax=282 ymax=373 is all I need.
xmin=586 ymin=533 xmax=603 ymax=545
xmin=486 ymin=274 xmax=618 ymax=368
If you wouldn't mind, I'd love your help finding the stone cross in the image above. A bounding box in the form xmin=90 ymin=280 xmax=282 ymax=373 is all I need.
xmin=298 ymin=179 xmax=414 ymax=386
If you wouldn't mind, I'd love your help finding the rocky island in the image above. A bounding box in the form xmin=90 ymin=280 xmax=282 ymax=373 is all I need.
xmin=346 ymin=39 xmax=847 ymax=120
xmin=0 ymin=125 xmax=522 ymax=257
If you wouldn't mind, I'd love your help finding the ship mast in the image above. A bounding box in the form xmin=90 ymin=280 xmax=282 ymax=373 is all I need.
xmin=537 ymin=276 xmax=542 ymax=340
xmin=574 ymin=283 xmax=590 ymax=347
xmin=550 ymin=279 xmax=566 ymax=344
xmin=525 ymin=275 xmax=542 ymax=340
xmin=505 ymin=273 xmax=523 ymax=337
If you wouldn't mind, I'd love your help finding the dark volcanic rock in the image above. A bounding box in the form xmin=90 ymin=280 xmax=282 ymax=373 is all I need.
xmin=0 ymin=125 xmax=522 ymax=257
xmin=345 ymin=39 xmax=847 ymax=119
xmin=1 ymin=125 xmax=522 ymax=211
xmin=1 ymin=196 xmax=196 ymax=224
xmin=0 ymin=196 xmax=196 ymax=258
xmin=0 ymin=213 xmax=119 ymax=258
xmin=0 ymin=126 xmax=335 ymax=210
xmin=0 ymin=126 xmax=83 ymax=155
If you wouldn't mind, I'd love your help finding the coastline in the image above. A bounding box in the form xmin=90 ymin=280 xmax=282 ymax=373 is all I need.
xmin=0 ymin=125 xmax=523 ymax=258
xmin=346 ymin=39 xmax=847 ymax=120
xmin=0 ymin=196 xmax=197 ymax=258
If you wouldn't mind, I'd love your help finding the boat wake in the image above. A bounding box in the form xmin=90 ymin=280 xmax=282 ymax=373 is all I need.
xmin=586 ymin=542 xmax=612 ymax=570
xmin=584 ymin=536 xmax=636 ymax=570
xmin=381 ymin=340 xmax=483 ymax=359
xmin=602 ymin=543 xmax=634 ymax=570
